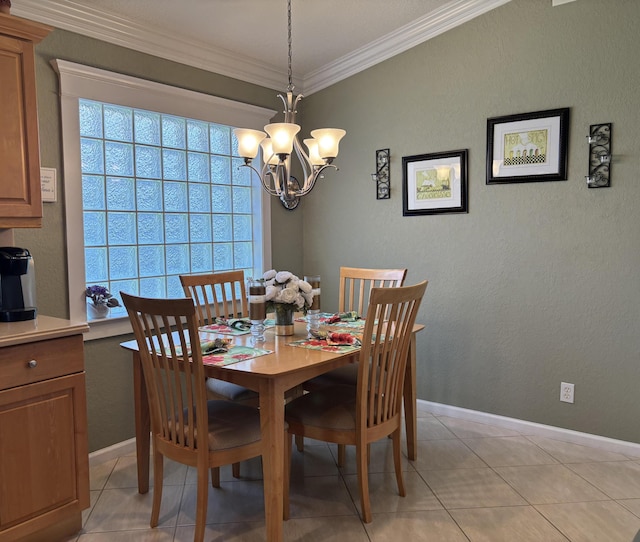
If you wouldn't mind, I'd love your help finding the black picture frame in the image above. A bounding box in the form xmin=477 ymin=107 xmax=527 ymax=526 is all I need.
xmin=486 ymin=107 xmax=569 ymax=184
xmin=402 ymin=149 xmax=468 ymax=216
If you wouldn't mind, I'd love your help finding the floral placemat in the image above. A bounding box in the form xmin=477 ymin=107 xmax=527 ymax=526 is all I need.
xmin=166 ymin=338 xmax=272 ymax=366
xmin=288 ymin=337 xmax=361 ymax=354
xmin=295 ymin=312 xmax=362 ymax=325
xmin=326 ymin=319 xmax=367 ymax=330
xmin=296 ymin=313 xmax=367 ymax=333
xmin=295 ymin=312 xmax=335 ymax=323
xmin=202 ymin=345 xmax=273 ymax=366
xmin=199 ymin=318 xmax=275 ymax=336
xmin=173 ymin=337 xmax=231 ymax=357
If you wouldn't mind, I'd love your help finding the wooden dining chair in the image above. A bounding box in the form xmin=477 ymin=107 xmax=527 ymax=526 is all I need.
xmin=180 ymin=271 xmax=259 ymax=406
xmin=339 ymin=266 xmax=408 ymax=317
xmin=284 ymin=281 xmax=428 ymax=523
xmin=180 ymin=271 xmax=258 ymax=479
xmin=121 ymin=292 xmax=276 ymax=542
xmin=180 ymin=270 xmax=248 ymax=328
xmin=181 ymin=271 xmax=304 ymax=470
xmin=301 ymin=267 xmax=408 ymax=461
xmin=303 ymin=267 xmax=407 ymax=393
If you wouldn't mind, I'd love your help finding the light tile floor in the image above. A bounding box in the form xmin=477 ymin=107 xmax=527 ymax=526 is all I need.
xmin=69 ymin=404 xmax=640 ymax=541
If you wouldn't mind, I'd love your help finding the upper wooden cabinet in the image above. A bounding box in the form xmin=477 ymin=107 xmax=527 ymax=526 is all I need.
xmin=0 ymin=13 xmax=52 ymax=228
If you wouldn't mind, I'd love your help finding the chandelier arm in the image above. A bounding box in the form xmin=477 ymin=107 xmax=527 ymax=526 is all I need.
xmin=277 ymin=92 xmax=290 ymax=118
xmin=260 ymin=176 xmax=281 ymax=197
xmin=258 ymin=148 xmax=287 ymax=196
xmin=276 ymin=161 xmax=288 ymax=196
xmin=292 ymin=138 xmax=313 ymax=191
xmin=238 ymin=162 xmax=264 ymax=183
xmin=292 ymin=93 xmax=303 ymax=115
xmin=277 ymin=90 xmax=303 ymax=124
xmin=248 ymin=162 xmax=280 ymax=197
xmin=296 ymin=164 xmax=338 ymax=197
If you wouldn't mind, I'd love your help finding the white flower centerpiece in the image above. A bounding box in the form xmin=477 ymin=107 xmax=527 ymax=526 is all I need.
xmin=263 ymin=270 xmax=314 ymax=335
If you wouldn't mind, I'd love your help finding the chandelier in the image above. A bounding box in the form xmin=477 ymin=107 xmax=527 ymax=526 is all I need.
xmin=233 ymin=0 xmax=346 ymax=210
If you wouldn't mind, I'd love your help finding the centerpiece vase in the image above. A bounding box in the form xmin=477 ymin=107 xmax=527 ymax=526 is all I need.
xmin=274 ymin=304 xmax=295 ymax=336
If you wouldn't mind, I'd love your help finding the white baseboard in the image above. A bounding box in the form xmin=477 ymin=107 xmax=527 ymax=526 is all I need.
xmin=89 ymin=401 xmax=640 ymax=465
xmin=89 ymin=437 xmax=137 ymax=467
xmin=420 ymin=400 xmax=640 ymax=457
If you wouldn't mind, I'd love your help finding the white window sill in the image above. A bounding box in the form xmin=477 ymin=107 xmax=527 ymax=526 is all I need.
xmin=83 ymin=315 xmax=133 ymax=341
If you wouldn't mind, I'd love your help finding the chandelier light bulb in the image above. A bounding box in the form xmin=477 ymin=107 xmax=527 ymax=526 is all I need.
xmin=260 ymin=139 xmax=279 ymax=166
xmin=303 ymin=138 xmax=324 ymax=166
xmin=264 ymin=123 xmax=300 ymax=155
xmin=310 ymin=128 xmax=346 ymax=159
xmin=233 ymin=128 xmax=266 ymax=160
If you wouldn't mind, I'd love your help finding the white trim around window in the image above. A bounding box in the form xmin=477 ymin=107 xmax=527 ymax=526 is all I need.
xmin=53 ymin=59 xmax=275 ymax=340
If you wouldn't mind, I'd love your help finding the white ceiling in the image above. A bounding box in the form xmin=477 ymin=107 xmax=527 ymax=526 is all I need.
xmin=13 ymin=0 xmax=513 ymax=94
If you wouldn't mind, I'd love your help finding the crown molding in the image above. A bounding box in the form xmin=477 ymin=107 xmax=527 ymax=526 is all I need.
xmin=14 ymin=0 xmax=511 ymax=95
xmin=303 ymin=0 xmax=512 ymax=94
xmin=12 ymin=0 xmax=293 ymax=91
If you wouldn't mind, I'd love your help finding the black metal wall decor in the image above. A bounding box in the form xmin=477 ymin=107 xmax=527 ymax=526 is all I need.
xmin=372 ymin=148 xmax=390 ymax=199
xmin=586 ymin=123 xmax=612 ymax=188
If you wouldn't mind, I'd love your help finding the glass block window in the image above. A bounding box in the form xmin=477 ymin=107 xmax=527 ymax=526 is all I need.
xmin=56 ymin=60 xmax=272 ymax=338
xmin=78 ymin=99 xmax=258 ymax=319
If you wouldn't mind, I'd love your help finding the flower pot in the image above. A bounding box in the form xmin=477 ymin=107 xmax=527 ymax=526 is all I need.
xmin=274 ymin=305 xmax=294 ymax=336
xmin=88 ymin=303 xmax=110 ymax=320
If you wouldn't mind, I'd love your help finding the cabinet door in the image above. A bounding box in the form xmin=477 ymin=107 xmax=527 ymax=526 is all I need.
xmin=0 ymin=32 xmax=42 ymax=228
xmin=0 ymin=373 xmax=89 ymax=537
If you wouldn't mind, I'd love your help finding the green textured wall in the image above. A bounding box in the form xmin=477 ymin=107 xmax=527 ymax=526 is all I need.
xmin=299 ymin=0 xmax=640 ymax=443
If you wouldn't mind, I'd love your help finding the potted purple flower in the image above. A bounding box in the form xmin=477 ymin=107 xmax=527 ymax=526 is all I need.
xmin=85 ymin=285 xmax=120 ymax=319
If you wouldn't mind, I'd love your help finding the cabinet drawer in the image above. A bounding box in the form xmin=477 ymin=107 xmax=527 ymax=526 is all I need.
xmin=0 ymin=335 xmax=84 ymax=390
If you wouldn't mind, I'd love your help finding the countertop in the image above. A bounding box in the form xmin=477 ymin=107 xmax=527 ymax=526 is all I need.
xmin=0 ymin=315 xmax=89 ymax=348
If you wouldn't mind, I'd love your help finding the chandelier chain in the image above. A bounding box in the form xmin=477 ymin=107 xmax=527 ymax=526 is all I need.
xmin=287 ymin=0 xmax=293 ymax=91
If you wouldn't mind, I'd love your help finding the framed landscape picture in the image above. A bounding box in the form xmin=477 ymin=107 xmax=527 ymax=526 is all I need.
xmin=486 ymin=107 xmax=569 ymax=184
xmin=402 ymin=149 xmax=468 ymax=216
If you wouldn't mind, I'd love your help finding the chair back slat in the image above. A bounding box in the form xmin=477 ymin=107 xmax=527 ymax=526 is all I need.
xmin=180 ymin=271 xmax=248 ymax=327
xmin=122 ymin=293 xmax=208 ymax=453
xmin=338 ymin=267 xmax=407 ymax=318
xmin=357 ymin=281 xmax=427 ymax=431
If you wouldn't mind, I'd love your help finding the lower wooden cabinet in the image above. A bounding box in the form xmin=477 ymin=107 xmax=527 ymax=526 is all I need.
xmin=0 ymin=330 xmax=89 ymax=541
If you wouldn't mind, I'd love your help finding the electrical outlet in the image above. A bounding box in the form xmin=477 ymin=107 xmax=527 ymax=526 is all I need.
xmin=560 ymin=382 xmax=574 ymax=403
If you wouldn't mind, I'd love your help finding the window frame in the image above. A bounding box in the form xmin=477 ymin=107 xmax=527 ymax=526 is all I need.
xmin=53 ymin=59 xmax=275 ymax=340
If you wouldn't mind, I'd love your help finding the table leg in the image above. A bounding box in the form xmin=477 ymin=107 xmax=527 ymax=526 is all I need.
xmin=259 ymin=379 xmax=285 ymax=542
xmin=403 ymin=334 xmax=417 ymax=461
xmin=132 ymin=351 xmax=150 ymax=494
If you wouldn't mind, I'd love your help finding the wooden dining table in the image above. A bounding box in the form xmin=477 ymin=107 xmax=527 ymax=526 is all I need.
xmin=121 ymin=319 xmax=423 ymax=542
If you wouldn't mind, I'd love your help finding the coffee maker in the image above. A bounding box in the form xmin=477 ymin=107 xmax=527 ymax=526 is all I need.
xmin=0 ymin=247 xmax=37 ymax=322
